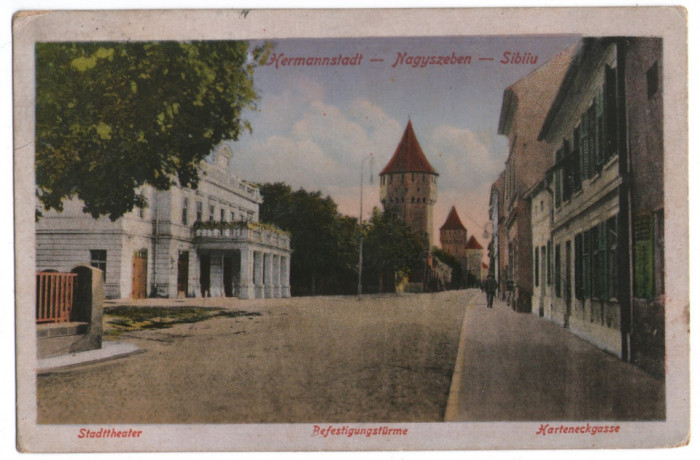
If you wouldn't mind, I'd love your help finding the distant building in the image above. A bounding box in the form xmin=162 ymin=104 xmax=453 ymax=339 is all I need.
xmin=496 ymin=45 xmax=576 ymax=312
xmin=465 ymin=236 xmax=484 ymax=284
xmin=439 ymin=205 xmax=468 ymax=280
xmin=380 ymin=120 xmax=439 ymax=247
xmin=488 ymin=171 xmax=507 ymax=298
xmin=538 ymin=37 xmax=664 ymax=375
xmin=36 ymin=143 xmax=292 ymax=300
xmin=524 ymin=176 xmax=553 ymax=318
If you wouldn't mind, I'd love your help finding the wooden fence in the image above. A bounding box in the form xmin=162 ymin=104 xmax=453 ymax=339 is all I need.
xmin=36 ymin=271 xmax=77 ymax=324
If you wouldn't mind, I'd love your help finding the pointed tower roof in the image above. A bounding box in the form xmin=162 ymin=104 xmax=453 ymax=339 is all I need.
xmin=380 ymin=120 xmax=438 ymax=175
xmin=466 ymin=236 xmax=483 ymax=250
xmin=440 ymin=206 xmax=467 ymax=231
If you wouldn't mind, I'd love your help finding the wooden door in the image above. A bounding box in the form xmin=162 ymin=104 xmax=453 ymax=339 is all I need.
xmin=177 ymin=251 xmax=189 ymax=297
xmin=132 ymin=250 xmax=148 ymax=299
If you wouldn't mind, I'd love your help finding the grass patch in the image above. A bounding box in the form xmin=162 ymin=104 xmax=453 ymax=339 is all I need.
xmin=103 ymin=306 xmax=261 ymax=336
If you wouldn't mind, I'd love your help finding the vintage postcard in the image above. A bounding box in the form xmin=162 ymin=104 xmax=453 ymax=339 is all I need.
xmin=13 ymin=7 xmax=688 ymax=452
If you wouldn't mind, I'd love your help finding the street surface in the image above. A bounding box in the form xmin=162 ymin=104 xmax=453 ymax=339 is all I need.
xmin=37 ymin=289 xmax=665 ymax=424
xmin=447 ymin=293 xmax=665 ymax=421
xmin=38 ymin=291 xmax=467 ymax=423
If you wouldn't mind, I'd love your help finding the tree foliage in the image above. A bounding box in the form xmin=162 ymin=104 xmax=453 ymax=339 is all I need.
xmin=363 ymin=208 xmax=425 ymax=291
xmin=432 ymin=247 xmax=463 ymax=289
xmin=260 ymin=183 xmax=360 ymax=296
xmin=36 ymin=41 xmax=269 ymax=220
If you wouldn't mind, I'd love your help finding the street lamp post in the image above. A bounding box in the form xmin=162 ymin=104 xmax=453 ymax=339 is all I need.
xmin=358 ymin=154 xmax=373 ymax=297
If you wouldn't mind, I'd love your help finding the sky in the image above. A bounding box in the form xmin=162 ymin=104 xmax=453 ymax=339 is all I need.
xmin=227 ymin=34 xmax=580 ymax=250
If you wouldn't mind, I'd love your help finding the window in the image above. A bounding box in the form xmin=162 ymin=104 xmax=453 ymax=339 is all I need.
xmin=575 ymin=233 xmax=583 ymax=300
xmin=605 ymin=65 xmax=619 ymax=159
xmin=654 ymin=209 xmax=665 ymax=296
xmin=634 ymin=213 xmax=655 ymax=298
xmin=220 ymin=208 xmax=225 ymax=222
xmin=592 ymin=221 xmax=608 ymax=299
xmin=90 ymin=250 xmax=107 ymax=280
xmin=547 ymin=240 xmax=552 ymax=285
xmin=182 ymin=197 xmax=189 ymax=226
xmin=534 ymin=248 xmax=540 ymax=287
xmin=196 ymin=201 xmax=203 ymax=222
xmin=541 ymin=246 xmax=547 ymax=293
xmin=231 ymin=210 xmax=236 ymax=222
xmin=554 ymin=148 xmax=563 ymax=208
xmin=554 ymin=244 xmax=561 ymax=297
xmin=646 ymin=61 xmax=659 ymax=99
xmin=607 ymin=216 xmax=618 ymax=299
xmin=209 ymin=205 xmax=215 ymax=221
xmin=247 ymin=210 xmax=254 ymax=222
xmin=583 ymin=229 xmax=592 ymax=299
xmin=137 ymin=206 xmax=144 ymax=219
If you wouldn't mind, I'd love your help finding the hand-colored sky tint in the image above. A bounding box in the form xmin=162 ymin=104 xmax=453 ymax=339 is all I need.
xmin=228 ymin=35 xmax=579 ymax=249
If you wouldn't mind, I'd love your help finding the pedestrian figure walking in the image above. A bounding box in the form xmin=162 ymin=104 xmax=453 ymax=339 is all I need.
xmin=484 ymin=274 xmax=498 ymax=309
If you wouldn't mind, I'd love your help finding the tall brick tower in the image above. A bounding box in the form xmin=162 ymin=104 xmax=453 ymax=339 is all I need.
xmin=440 ymin=206 xmax=468 ymax=272
xmin=379 ymin=120 xmax=439 ymax=246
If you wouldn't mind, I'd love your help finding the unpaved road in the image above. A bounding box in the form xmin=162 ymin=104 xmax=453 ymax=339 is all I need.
xmin=38 ymin=290 xmax=472 ymax=424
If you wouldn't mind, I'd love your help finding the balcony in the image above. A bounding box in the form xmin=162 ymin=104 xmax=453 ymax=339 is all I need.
xmin=193 ymin=221 xmax=291 ymax=251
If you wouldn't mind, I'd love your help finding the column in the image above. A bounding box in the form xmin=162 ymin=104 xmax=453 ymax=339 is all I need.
xmin=272 ymin=254 xmax=281 ymax=298
xmin=263 ymin=253 xmax=273 ymax=298
xmin=254 ymin=251 xmax=264 ymax=299
xmin=238 ymin=248 xmax=253 ymax=299
xmin=281 ymin=255 xmax=290 ymax=298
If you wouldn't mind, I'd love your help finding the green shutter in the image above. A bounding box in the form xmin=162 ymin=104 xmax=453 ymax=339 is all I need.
xmin=634 ymin=214 xmax=655 ymax=298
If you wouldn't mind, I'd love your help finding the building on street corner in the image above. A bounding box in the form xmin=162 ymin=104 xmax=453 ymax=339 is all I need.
xmin=36 ymin=143 xmax=292 ymax=300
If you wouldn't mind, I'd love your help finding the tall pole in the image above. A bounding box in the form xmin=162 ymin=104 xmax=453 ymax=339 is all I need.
xmin=358 ymin=154 xmax=373 ymax=297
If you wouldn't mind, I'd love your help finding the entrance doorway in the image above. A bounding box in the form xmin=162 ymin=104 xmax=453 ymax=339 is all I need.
xmin=223 ymin=253 xmax=241 ymax=297
xmin=132 ymin=249 xmax=148 ymax=299
xmin=177 ymin=251 xmax=189 ymax=297
xmin=200 ymin=254 xmax=211 ymax=297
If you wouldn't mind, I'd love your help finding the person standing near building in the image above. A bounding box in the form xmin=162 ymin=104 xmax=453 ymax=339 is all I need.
xmin=484 ymin=274 xmax=498 ymax=309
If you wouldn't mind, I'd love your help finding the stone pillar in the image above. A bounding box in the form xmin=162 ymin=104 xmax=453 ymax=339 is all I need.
xmin=238 ymin=248 xmax=253 ymax=299
xmin=70 ymin=265 xmax=104 ymax=351
xmin=273 ymin=255 xmax=281 ymax=298
xmin=281 ymin=256 xmax=291 ymax=298
xmin=264 ymin=253 xmax=273 ymax=298
xmin=254 ymin=251 xmax=264 ymax=299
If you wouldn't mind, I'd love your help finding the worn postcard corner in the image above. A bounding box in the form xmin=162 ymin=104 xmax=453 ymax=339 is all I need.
xmin=13 ymin=6 xmax=689 ymax=453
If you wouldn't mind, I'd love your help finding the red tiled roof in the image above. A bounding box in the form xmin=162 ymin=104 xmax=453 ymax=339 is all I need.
xmin=466 ymin=236 xmax=483 ymax=250
xmin=380 ymin=120 xmax=438 ymax=175
xmin=440 ymin=206 xmax=467 ymax=231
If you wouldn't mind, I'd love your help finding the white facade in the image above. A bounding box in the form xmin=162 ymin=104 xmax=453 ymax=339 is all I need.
xmin=528 ymin=182 xmax=552 ymax=318
xmin=540 ymin=42 xmax=623 ymax=357
xmin=36 ymin=144 xmax=291 ymax=300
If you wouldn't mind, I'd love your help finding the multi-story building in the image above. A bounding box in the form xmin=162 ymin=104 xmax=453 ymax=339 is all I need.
xmin=537 ymin=37 xmax=664 ymax=375
xmin=488 ymin=171 xmax=507 ymax=298
xmin=36 ymin=143 xmax=292 ymax=300
xmin=496 ymin=45 xmax=576 ymax=312
xmin=379 ymin=120 xmax=439 ymax=247
xmin=439 ymin=205 xmax=468 ymax=275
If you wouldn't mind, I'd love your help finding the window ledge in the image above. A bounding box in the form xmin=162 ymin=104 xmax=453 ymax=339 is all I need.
xmin=603 ymin=155 xmax=619 ymax=172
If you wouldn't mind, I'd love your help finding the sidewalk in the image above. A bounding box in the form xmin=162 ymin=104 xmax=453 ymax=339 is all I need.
xmin=445 ymin=295 xmax=665 ymax=421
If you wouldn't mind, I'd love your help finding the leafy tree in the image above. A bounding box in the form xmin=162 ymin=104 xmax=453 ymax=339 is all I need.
xmin=259 ymin=183 xmax=360 ymax=296
xmin=36 ymin=41 xmax=269 ymax=220
xmin=363 ymin=208 xmax=424 ymax=292
xmin=432 ymin=247 xmax=463 ymax=289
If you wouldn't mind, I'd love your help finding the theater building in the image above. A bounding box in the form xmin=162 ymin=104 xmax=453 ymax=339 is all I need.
xmin=36 ymin=143 xmax=292 ymax=300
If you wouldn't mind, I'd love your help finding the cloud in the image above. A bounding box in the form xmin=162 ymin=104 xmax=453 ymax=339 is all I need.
xmin=233 ymin=82 xmax=402 ymax=214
